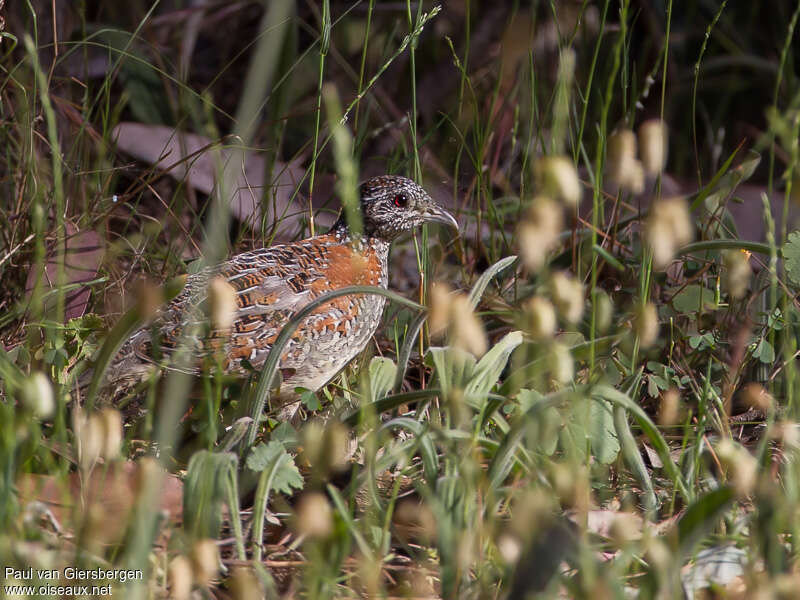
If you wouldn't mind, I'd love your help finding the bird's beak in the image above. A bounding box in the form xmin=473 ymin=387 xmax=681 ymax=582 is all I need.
xmin=421 ymin=203 xmax=458 ymax=230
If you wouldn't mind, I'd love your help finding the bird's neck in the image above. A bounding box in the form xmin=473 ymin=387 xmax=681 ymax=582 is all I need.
xmin=330 ymin=219 xmax=390 ymax=254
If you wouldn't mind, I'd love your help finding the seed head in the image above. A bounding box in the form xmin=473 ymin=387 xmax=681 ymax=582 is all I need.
xmin=428 ymin=282 xmax=453 ymax=338
xmin=99 ymin=408 xmax=123 ymax=460
xmin=191 ymin=539 xmax=219 ymax=586
xmin=548 ymin=342 xmax=574 ymax=385
xmin=517 ymin=196 xmax=564 ymax=272
xmin=722 ymin=249 xmax=752 ymax=299
xmin=229 ymin=567 xmax=263 ymax=600
xmin=594 ymin=290 xmax=613 ymax=334
xmin=549 ymin=271 xmax=585 ymax=324
xmin=635 ymin=302 xmax=659 ymax=349
xmin=450 ymin=294 xmax=488 ymax=357
xmin=524 ymin=296 xmax=557 ymax=339
xmin=645 ymin=197 xmax=693 ymax=269
xmin=76 ymin=411 xmax=104 ymax=471
xmin=658 ymin=388 xmax=681 ymax=426
xmin=741 ymin=382 xmax=773 ymax=412
xmin=21 ymin=371 xmax=54 ymax=419
xmin=168 ymin=556 xmax=193 ymax=600
xmin=208 ymin=276 xmax=238 ymax=332
xmin=607 ymin=129 xmax=644 ymax=193
xmin=294 ymin=492 xmax=334 ymax=539
xmin=535 ymin=156 xmax=582 ymax=207
xmin=638 ymin=119 xmax=669 ymax=175
xmin=716 ymin=439 xmax=758 ymax=497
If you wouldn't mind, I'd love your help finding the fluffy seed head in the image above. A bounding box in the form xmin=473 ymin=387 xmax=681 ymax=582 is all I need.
xmin=208 ymin=276 xmax=237 ymax=332
xmin=168 ymin=556 xmax=193 ymax=600
xmin=594 ymin=290 xmax=614 ymax=334
xmin=524 ymin=296 xmax=557 ymax=340
xmin=21 ymin=371 xmax=54 ymax=419
xmin=428 ymin=282 xmax=453 ymax=338
xmin=645 ymin=197 xmax=693 ymax=269
xmin=548 ymin=342 xmax=574 ymax=385
xmin=635 ymin=302 xmax=660 ymax=349
xmin=295 ymin=492 xmax=334 ymax=539
xmin=99 ymin=408 xmax=123 ymax=460
xmin=535 ymin=156 xmax=582 ymax=206
xmin=638 ymin=119 xmax=669 ymax=175
xmin=229 ymin=567 xmax=263 ymax=600
xmin=549 ymin=271 xmax=585 ymax=324
xmin=716 ymin=439 xmax=758 ymax=497
xmin=191 ymin=539 xmax=219 ymax=586
xmin=741 ymin=382 xmax=773 ymax=412
xmin=609 ymin=512 xmax=643 ymax=546
xmin=76 ymin=411 xmax=104 ymax=471
xmin=607 ymin=129 xmax=644 ymax=193
xmin=722 ymin=249 xmax=752 ymax=299
xmin=450 ymin=294 xmax=488 ymax=357
xmin=497 ymin=533 xmax=523 ymax=564
xmin=658 ymin=388 xmax=681 ymax=426
xmin=393 ymin=499 xmax=437 ymax=544
xmin=517 ymin=196 xmax=564 ymax=272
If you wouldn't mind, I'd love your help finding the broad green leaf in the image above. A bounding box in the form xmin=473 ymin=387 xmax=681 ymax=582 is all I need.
xmin=463 ymin=331 xmax=524 ymax=407
xmin=677 ymin=486 xmax=735 ymax=558
xmin=246 ymin=441 xmax=303 ymax=495
xmin=671 ymin=284 xmax=716 ymax=314
xmin=299 ymin=389 xmax=321 ymax=411
xmin=518 ymin=389 xmax=560 ymax=455
xmin=270 ymin=421 xmax=298 ymax=446
xmin=752 ymin=338 xmax=775 ymax=364
xmin=592 ymin=384 xmax=691 ymax=503
xmin=783 ymin=231 xmax=800 ymax=288
xmin=614 ymin=404 xmax=656 ymax=514
xmin=427 ymin=345 xmax=477 ymax=399
xmin=367 ymin=356 xmax=397 ymax=403
xmin=590 ymin=398 xmax=620 ymax=464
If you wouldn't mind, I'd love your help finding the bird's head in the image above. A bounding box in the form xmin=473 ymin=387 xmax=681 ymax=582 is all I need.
xmin=342 ymin=175 xmax=458 ymax=241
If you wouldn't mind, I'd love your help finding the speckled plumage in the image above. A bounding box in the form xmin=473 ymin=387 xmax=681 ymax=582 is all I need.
xmin=106 ymin=175 xmax=457 ymax=415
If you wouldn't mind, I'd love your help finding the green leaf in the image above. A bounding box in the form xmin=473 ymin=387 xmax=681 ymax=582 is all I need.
xmin=702 ymin=150 xmax=760 ymax=213
xmin=183 ymin=450 xmax=238 ymax=540
xmin=270 ymin=422 xmax=298 ymax=446
xmin=783 ymin=231 xmax=800 ymax=288
xmin=467 ymin=255 xmax=517 ymax=308
xmin=427 ymin=345 xmax=477 ymax=399
xmin=299 ymin=389 xmax=321 ymax=411
xmin=752 ymin=338 xmax=775 ymax=364
xmin=246 ymin=441 xmax=303 ymax=495
xmin=592 ymin=384 xmax=691 ymax=503
xmin=677 ymin=486 xmax=735 ymax=557
xmin=671 ymin=284 xmax=716 ymax=314
xmin=590 ymin=398 xmax=620 ymax=464
xmin=517 ymin=389 xmax=560 ymax=455
xmin=463 ymin=330 xmax=524 ymax=407
xmin=367 ymin=356 xmax=397 ymax=403
xmin=689 ymin=332 xmax=715 ymax=350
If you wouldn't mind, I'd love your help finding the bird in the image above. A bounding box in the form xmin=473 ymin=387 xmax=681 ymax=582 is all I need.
xmin=103 ymin=175 xmax=458 ymax=419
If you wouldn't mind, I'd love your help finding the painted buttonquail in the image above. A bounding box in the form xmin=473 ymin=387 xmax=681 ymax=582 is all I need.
xmin=105 ymin=175 xmax=457 ymax=417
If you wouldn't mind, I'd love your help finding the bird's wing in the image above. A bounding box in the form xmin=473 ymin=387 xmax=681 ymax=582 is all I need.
xmin=130 ymin=244 xmax=326 ymax=371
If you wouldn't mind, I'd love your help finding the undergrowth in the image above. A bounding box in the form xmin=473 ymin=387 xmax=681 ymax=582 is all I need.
xmin=2 ymin=1 xmax=800 ymax=598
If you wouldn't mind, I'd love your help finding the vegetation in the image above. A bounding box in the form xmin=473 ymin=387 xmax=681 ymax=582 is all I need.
xmin=2 ymin=1 xmax=800 ymax=597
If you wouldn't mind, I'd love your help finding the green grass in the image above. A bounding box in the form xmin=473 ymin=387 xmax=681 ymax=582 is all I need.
xmin=2 ymin=1 xmax=800 ymax=598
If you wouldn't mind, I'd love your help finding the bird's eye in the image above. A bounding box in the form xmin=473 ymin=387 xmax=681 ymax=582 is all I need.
xmin=393 ymin=194 xmax=408 ymax=208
